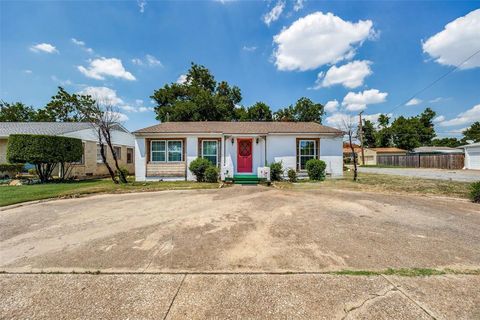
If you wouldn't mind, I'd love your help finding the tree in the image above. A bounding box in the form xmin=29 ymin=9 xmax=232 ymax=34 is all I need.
xmin=418 ymin=107 xmax=436 ymax=145
xmin=0 ymin=101 xmax=38 ymax=122
xmin=83 ymin=102 xmax=128 ymax=183
xmin=274 ymin=97 xmax=325 ymax=123
xmin=463 ymin=122 xmax=480 ymax=142
xmin=43 ymin=87 xmax=96 ymax=122
xmin=151 ymin=63 xmax=242 ymax=122
xmin=390 ymin=116 xmax=422 ymax=150
xmin=431 ymin=137 xmax=462 ymax=148
xmin=246 ymin=102 xmax=272 ymax=121
xmin=375 ymin=114 xmax=392 ymax=147
xmin=7 ymin=134 xmax=82 ymax=182
xmin=293 ymin=97 xmax=324 ymax=123
xmin=341 ymin=115 xmax=358 ymax=181
xmin=360 ymin=119 xmax=377 ymax=147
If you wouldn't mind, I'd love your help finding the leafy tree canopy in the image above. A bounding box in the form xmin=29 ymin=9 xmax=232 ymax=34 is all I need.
xmin=274 ymin=97 xmax=324 ymax=123
xmin=431 ymin=137 xmax=463 ymax=148
xmin=360 ymin=119 xmax=376 ymax=148
xmin=0 ymin=102 xmax=38 ymax=122
xmin=44 ymin=87 xmax=96 ymax=122
xmin=151 ymin=63 xmax=242 ymax=122
xmin=463 ymin=121 xmax=480 ymax=143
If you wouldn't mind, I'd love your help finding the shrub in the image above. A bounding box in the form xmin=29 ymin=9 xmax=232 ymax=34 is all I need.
xmin=0 ymin=163 xmax=24 ymax=177
xmin=269 ymin=161 xmax=283 ymax=181
xmin=7 ymin=134 xmax=83 ymax=182
xmin=204 ymin=165 xmax=219 ymax=183
xmin=306 ymin=159 xmax=327 ymax=181
xmin=28 ymin=168 xmax=37 ymax=176
xmin=470 ymin=181 xmax=480 ymax=203
xmin=287 ymin=168 xmax=297 ymax=182
xmin=189 ymin=157 xmax=212 ymax=182
xmin=116 ymin=166 xmax=130 ymax=182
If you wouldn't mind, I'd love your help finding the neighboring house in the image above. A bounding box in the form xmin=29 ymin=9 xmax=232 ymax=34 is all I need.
xmin=133 ymin=121 xmax=344 ymax=181
xmin=459 ymin=142 xmax=480 ymax=170
xmin=411 ymin=146 xmax=464 ymax=155
xmin=343 ymin=146 xmax=377 ymax=165
xmin=343 ymin=146 xmax=407 ymax=165
xmin=0 ymin=122 xmax=135 ymax=177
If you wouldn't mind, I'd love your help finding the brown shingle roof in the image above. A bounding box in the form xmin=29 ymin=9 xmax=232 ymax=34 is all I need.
xmin=134 ymin=121 xmax=343 ymax=135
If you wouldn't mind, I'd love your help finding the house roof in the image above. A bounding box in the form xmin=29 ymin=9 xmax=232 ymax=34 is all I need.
xmin=412 ymin=146 xmax=464 ymax=154
xmin=134 ymin=121 xmax=343 ymax=135
xmin=0 ymin=122 xmax=129 ymax=137
xmin=459 ymin=142 xmax=480 ymax=148
xmin=370 ymin=147 xmax=407 ymax=153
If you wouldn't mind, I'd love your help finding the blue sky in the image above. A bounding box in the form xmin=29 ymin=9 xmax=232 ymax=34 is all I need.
xmin=0 ymin=1 xmax=479 ymax=136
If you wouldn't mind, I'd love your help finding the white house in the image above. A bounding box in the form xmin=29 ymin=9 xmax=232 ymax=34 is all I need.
xmin=460 ymin=142 xmax=480 ymax=170
xmin=133 ymin=121 xmax=344 ymax=181
xmin=0 ymin=122 xmax=135 ymax=177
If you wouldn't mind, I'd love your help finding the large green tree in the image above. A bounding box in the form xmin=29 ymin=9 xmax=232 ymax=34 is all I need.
xmin=274 ymin=97 xmax=324 ymax=123
xmin=44 ymin=87 xmax=96 ymax=122
xmin=431 ymin=137 xmax=462 ymax=148
xmin=463 ymin=121 xmax=480 ymax=142
xmin=388 ymin=108 xmax=437 ymax=150
xmin=0 ymin=101 xmax=38 ymax=122
xmin=151 ymin=63 xmax=242 ymax=122
xmin=418 ymin=107 xmax=436 ymax=145
xmin=360 ymin=119 xmax=377 ymax=147
xmin=246 ymin=102 xmax=272 ymax=121
xmin=375 ymin=114 xmax=392 ymax=147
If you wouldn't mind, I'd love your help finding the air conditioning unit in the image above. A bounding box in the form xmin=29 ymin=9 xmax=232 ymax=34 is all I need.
xmin=257 ymin=166 xmax=271 ymax=181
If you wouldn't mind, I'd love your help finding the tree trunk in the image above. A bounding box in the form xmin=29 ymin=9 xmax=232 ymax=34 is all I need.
xmin=349 ymin=133 xmax=358 ymax=181
xmin=104 ymin=129 xmax=127 ymax=183
xmin=97 ymin=128 xmax=118 ymax=184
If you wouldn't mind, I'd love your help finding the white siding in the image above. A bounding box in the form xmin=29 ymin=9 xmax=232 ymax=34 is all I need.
xmin=61 ymin=128 xmax=135 ymax=147
xmin=186 ymin=136 xmax=198 ymax=181
xmin=225 ymin=136 xmax=266 ymax=175
xmin=266 ymin=136 xmax=297 ymax=175
xmin=319 ymin=136 xmax=343 ymax=177
xmin=465 ymin=146 xmax=480 ymax=170
xmin=135 ymin=137 xmax=146 ymax=181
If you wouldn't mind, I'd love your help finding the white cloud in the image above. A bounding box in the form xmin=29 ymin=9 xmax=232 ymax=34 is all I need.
xmin=263 ymin=0 xmax=285 ymax=26
xmin=324 ymin=100 xmax=339 ymax=112
xmin=433 ymin=115 xmax=445 ymax=123
xmin=293 ymin=0 xmax=304 ymax=12
xmin=438 ymin=104 xmax=480 ymax=126
xmin=23 ymin=70 xmax=33 ymax=74
xmin=30 ymin=43 xmax=58 ymax=54
xmin=325 ymin=112 xmax=350 ymax=128
xmin=342 ymin=89 xmax=388 ymax=111
xmin=137 ymin=0 xmax=146 ymax=13
xmin=138 ymin=106 xmax=154 ymax=112
xmin=79 ymin=86 xmax=124 ymax=105
xmin=362 ymin=112 xmax=392 ymax=125
xmin=51 ymin=75 xmax=73 ymax=86
xmin=135 ymin=99 xmax=144 ymax=105
xmin=242 ymin=45 xmax=257 ymax=52
xmin=422 ymin=9 xmax=480 ymax=69
xmin=273 ymin=12 xmax=374 ymax=71
xmin=314 ymin=60 xmax=372 ymax=89
xmin=429 ymin=97 xmax=443 ymax=103
xmin=78 ymin=57 xmax=136 ymax=80
xmin=132 ymin=54 xmax=162 ymax=67
xmin=71 ymin=38 xmax=94 ymax=54
xmin=176 ymin=74 xmax=187 ymax=84
xmin=405 ymin=98 xmax=422 ymax=106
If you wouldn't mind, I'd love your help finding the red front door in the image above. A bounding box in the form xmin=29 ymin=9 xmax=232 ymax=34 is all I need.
xmin=237 ymin=139 xmax=253 ymax=173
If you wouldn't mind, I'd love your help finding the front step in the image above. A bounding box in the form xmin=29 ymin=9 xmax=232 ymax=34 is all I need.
xmin=233 ymin=174 xmax=259 ymax=185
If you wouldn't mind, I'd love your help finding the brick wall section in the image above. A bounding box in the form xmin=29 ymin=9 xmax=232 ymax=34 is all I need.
xmin=0 ymin=139 xmax=7 ymax=163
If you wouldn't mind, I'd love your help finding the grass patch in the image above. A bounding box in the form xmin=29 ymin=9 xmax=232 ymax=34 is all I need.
xmin=0 ymin=178 xmax=220 ymax=207
xmin=277 ymin=171 xmax=471 ymax=199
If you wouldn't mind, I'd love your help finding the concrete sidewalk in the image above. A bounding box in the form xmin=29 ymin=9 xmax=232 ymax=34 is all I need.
xmin=358 ymin=167 xmax=480 ymax=182
xmin=1 ymin=273 xmax=479 ymax=319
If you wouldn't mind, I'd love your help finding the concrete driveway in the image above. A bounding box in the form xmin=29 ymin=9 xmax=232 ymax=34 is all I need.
xmin=358 ymin=167 xmax=480 ymax=182
xmin=1 ymin=186 xmax=479 ymax=319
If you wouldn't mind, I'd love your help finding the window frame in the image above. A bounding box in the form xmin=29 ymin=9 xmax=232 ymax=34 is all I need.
xmin=113 ymin=146 xmax=122 ymax=160
xmin=96 ymin=144 xmax=103 ymax=164
xmin=150 ymin=139 xmax=184 ymax=163
xmin=126 ymin=147 xmax=134 ymax=164
xmin=201 ymin=139 xmax=219 ymax=166
xmin=297 ymin=139 xmax=317 ymax=171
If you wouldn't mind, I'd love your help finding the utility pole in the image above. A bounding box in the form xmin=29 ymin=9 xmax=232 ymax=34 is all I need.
xmin=358 ymin=111 xmax=365 ymax=166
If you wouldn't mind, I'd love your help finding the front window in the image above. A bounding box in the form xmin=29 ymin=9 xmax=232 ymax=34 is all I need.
xmin=298 ymin=140 xmax=316 ymax=170
xmin=202 ymin=140 xmax=218 ymax=165
xmin=127 ymin=148 xmax=134 ymax=164
xmin=113 ymin=146 xmax=121 ymax=160
xmin=151 ymin=140 xmax=183 ymax=162
xmin=96 ymin=145 xmax=103 ymax=163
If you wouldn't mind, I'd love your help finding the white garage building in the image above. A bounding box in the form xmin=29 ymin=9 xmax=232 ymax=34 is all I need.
xmin=460 ymin=142 xmax=480 ymax=170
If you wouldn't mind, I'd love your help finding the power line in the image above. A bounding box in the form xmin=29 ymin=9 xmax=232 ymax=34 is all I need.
xmin=386 ymin=48 xmax=480 ymax=114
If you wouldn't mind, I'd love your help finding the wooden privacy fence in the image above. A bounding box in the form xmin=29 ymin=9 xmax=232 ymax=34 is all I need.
xmin=377 ymin=154 xmax=464 ymax=169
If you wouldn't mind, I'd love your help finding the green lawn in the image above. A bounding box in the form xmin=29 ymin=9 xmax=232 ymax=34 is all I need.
xmin=276 ymin=171 xmax=472 ymax=199
xmin=0 ymin=179 xmax=219 ymax=207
